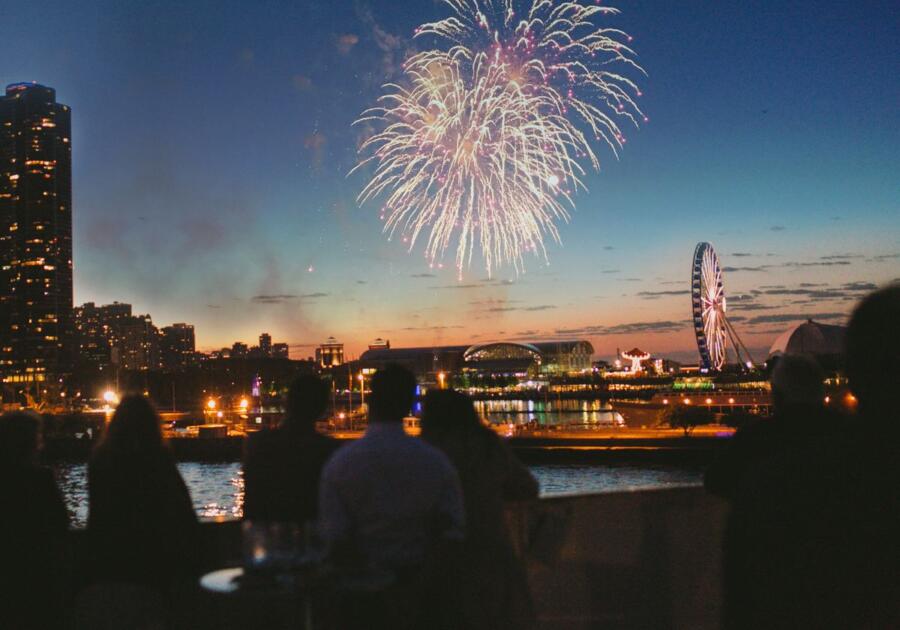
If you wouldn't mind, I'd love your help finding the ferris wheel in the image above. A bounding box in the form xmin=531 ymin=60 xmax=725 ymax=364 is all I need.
xmin=691 ymin=242 xmax=755 ymax=371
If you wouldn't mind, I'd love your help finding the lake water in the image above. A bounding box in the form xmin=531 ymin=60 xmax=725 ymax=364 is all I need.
xmin=54 ymin=461 xmax=702 ymax=528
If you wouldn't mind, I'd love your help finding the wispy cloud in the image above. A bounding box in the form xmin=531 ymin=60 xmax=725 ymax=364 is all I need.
xmin=335 ymin=33 xmax=359 ymax=55
xmin=783 ymin=260 xmax=851 ymax=268
xmin=354 ymin=1 xmax=413 ymax=79
xmin=745 ymin=312 xmax=845 ymax=325
xmin=430 ymin=278 xmax=514 ymax=290
xmin=842 ymin=281 xmax=878 ymax=291
xmin=556 ymin=320 xmax=688 ymax=336
xmin=636 ymin=289 xmax=689 ymax=299
xmin=487 ymin=305 xmax=557 ymax=313
xmin=250 ymin=292 xmax=328 ymax=304
xmin=760 ymin=281 xmax=875 ymax=300
xmin=723 ymin=265 xmax=773 ymax=273
xmin=429 ymin=283 xmax=484 ymax=290
xmin=251 ymin=293 xmax=297 ymax=304
xmin=398 ymin=325 xmax=465 ymax=331
xmin=731 ymin=302 xmax=779 ymax=311
xmin=724 ymin=259 xmax=854 ymax=272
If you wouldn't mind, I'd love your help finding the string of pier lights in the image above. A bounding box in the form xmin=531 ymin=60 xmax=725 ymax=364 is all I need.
xmin=660 ymin=397 xmax=738 ymax=406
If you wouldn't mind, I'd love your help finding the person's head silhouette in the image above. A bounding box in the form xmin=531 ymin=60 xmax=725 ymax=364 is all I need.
xmin=103 ymin=394 xmax=163 ymax=453
xmin=422 ymin=389 xmax=482 ymax=439
xmin=0 ymin=410 xmax=43 ymax=466
xmin=845 ymin=284 xmax=899 ymax=416
xmin=770 ymin=354 xmax=825 ymax=412
xmin=284 ymin=374 xmax=329 ymax=431
xmin=367 ymin=364 xmax=416 ymax=423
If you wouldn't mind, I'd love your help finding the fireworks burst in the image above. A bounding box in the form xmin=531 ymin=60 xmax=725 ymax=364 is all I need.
xmin=353 ymin=0 xmax=646 ymax=274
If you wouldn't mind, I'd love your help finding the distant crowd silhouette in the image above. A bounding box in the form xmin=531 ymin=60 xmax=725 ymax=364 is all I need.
xmin=0 ymin=284 xmax=897 ymax=629
xmin=706 ymin=284 xmax=899 ymax=628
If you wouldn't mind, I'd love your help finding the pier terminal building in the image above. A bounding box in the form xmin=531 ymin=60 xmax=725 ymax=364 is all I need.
xmin=359 ymin=340 xmax=594 ymax=380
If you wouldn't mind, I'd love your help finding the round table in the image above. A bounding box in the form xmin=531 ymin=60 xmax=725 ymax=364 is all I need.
xmin=200 ymin=567 xmax=243 ymax=595
xmin=198 ymin=565 xmax=399 ymax=629
xmin=199 ymin=567 xmax=311 ymax=629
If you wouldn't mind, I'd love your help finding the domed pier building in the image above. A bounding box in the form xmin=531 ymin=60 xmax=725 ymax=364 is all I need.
xmin=359 ymin=340 xmax=594 ymax=381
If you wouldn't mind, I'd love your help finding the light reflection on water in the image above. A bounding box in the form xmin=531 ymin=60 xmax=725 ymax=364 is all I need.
xmin=54 ymin=463 xmax=245 ymax=528
xmin=474 ymin=399 xmax=625 ymax=426
xmin=531 ymin=465 xmax=701 ymax=497
xmin=55 ymin=462 xmax=700 ymax=528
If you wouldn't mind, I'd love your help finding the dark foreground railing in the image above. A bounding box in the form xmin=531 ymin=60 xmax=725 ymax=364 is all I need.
xmin=65 ymin=487 xmax=726 ymax=629
xmin=507 ymin=487 xmax=726 ymax=629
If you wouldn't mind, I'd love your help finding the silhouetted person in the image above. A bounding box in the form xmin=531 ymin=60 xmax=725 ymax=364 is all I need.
xmin=82 ymin=395 xmax=199 ymax=627
xmin=708 ymin=354 xmax=841 ymax=628
xmin=318 ymin=365 xmax=464 ymax=628
xmin=705 ymin=354 xmax=835 ymax=499
xmin=719 ymin=286 xmax=900 ymax=628
xmin=0 ymin=411 xmax=70 ymax=630
xmin=422 ymin=389 xmax=538 ymax=629
xmin=243 ymin=374 xmax=339 ymax=527
xmin=787 ymin=284 xmax=900 ymax=628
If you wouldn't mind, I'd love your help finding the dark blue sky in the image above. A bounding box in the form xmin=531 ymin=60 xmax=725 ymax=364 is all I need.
xmin=4 ymin=0 xmax=898 ymax=360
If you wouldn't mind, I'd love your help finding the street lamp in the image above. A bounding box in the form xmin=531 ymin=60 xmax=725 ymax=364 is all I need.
xmin=358 ymin=373 xmax=365 ymax=407
xmin=438 ymin=372 xmax=446 ymax=390
xmin=239 ymin=397 xmax=249 ymax=410
xmin=102 ymin=390 xmax=119 ymax=409
xmin=207 ymin=398 xmax=217 ymax=410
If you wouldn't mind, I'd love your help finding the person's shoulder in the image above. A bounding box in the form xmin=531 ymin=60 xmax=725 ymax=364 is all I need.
xmin=478 ymin=425 xmax=507 ymax=453
xmin=245 ymin=427 xmax=279 ymax=455
xmin=408 ymin=436 xmax=460 ymax=475
xmin=320 ymin=436 xmax=360 ymax=473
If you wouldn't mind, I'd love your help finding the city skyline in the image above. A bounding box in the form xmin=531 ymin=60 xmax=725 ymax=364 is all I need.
xmin=3 ymin=0 xmax=897 ymax=362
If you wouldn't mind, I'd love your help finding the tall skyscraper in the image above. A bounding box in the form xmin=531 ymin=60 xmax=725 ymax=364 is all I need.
xmin=259 ymin=332 xmax=272 ymax=357
xmin=0 ymin=83 xmax=74 ymax=386
xmin=160 ymin=323 xmax=196 ymax=370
